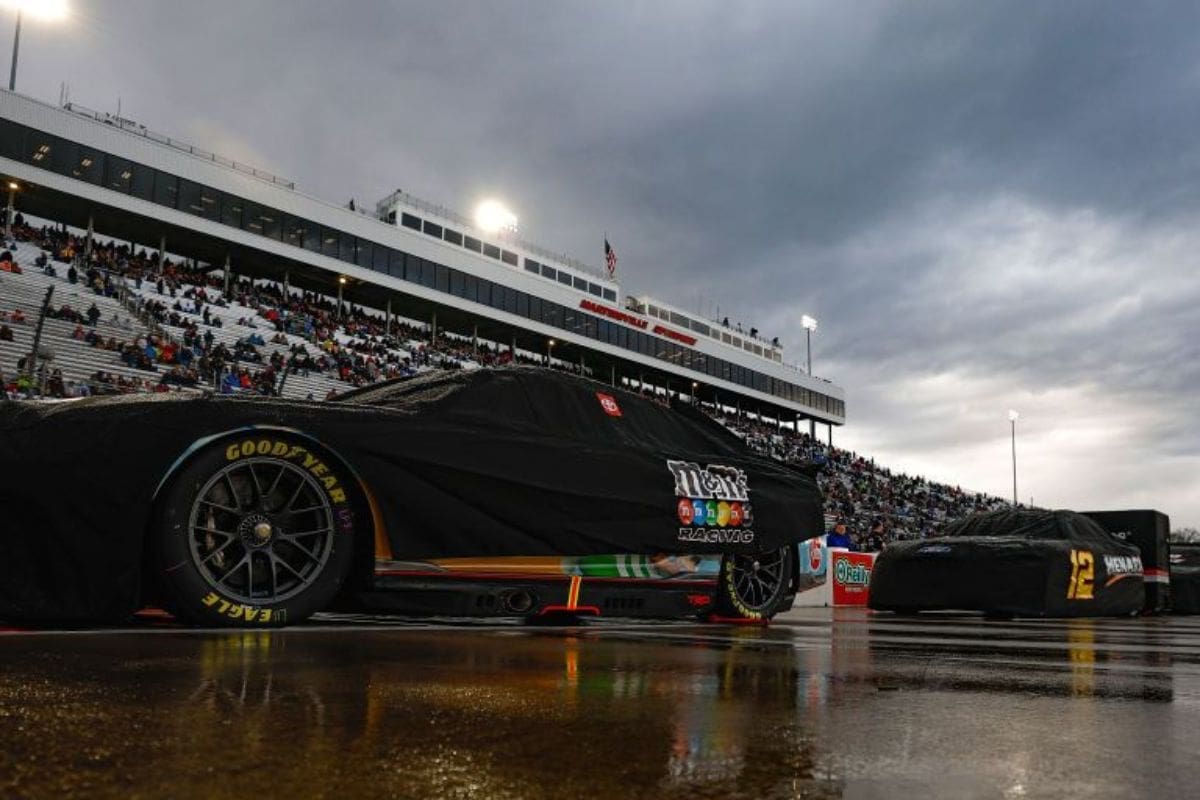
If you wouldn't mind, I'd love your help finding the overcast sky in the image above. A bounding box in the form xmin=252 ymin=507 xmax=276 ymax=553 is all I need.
xmin=12 ymin=1 xmax=1200 ymax=528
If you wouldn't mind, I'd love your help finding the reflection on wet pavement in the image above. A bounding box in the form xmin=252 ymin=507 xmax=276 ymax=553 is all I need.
xmin=2 ymin=610 xmax=1199 ymax=798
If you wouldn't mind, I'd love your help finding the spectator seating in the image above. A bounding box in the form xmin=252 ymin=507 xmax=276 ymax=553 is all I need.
xmin=0 ymin=257 xmax=182 ymax=396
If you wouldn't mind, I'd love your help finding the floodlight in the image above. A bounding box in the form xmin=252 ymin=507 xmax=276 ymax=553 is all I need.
xmin=2 ymin=1 xmax=68 ymax=22
xmin=474 ymin=200 xmax=518 ymax=234
xmin=801 ymin=315 xmax=818 ymax=331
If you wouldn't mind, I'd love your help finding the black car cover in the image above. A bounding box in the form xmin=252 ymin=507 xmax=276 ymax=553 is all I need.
xmin=869 ymin=509 xmax=1145 ymax=617
xmin=0 ymin=367 xmax=823 ymax=622
xmin=1169 ymin=544 xmax=1200 ymax=615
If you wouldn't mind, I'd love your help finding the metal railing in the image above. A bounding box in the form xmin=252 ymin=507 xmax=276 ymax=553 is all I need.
xmin=374 ymin=189 xmax=615 ymax=284
xmin=61 ymin=101 xmax=296 ymax=190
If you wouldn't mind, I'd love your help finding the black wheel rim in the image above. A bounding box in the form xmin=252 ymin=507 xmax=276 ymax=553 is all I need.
xmin=187 ymin=456 xmax=334 ymax=605
xmin=730 ymin=548 xmax=787 ymax=612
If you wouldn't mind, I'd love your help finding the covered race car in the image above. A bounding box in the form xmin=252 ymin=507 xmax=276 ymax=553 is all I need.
xmin=0 ymin=367 xmax=823 ymax=627
xmin=868 ymin=509 xmax=1145 ymax=617
xmin=1169 ymin=544 xmax=1200 ymax=614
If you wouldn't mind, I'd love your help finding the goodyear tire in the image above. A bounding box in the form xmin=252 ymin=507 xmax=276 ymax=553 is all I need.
xmin=152 ymin=432 xmax=357 ymax=627
xmin=715 ymin=546 xmax=794 ymax=620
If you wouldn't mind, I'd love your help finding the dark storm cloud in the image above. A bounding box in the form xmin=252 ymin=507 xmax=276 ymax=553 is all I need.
xmin=12 ymin=0 xmax=1200 ymax=524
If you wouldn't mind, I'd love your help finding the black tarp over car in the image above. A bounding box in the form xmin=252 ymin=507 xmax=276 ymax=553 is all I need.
xmin=1169 ymin=545 xmax=1200 ymax=615
xmin=1082 ymin=510 xmax=1170 ymax=613
xmin=868 ymin=509 xmax=1145 ymax=617
xmin=0 ymin=368 xmax=823 ymax=622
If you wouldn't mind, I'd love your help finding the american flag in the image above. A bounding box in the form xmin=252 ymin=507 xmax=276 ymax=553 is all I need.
xmin=604 ymin=238 xmax=617 ymax=278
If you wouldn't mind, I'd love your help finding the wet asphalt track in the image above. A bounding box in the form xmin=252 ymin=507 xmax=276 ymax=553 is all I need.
xmin=2 ymin=608 xmax=1199 ymax=799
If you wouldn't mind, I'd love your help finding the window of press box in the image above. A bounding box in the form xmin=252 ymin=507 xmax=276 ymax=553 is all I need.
xmin=49 ymin=136 xmax=76 ymax=175
xmin=179 ymin=179 xmax=204 ymax=216
xmin=74 ymin=148 xmax=104 ymax=185
xmin=463 ymin=235 xmax=482 ymax=252
xmin=356 ymin=239 xmax=373 ymax=269
xmin=261 ymin=209 xmax=281 ymax=240
xmin=525 ymin=258 xmax=540 ymax=274
xmin=501 ymin=250 xmax=518 ymax=266
xmin=220 ymin=193 xmax=243 ymax=227
xmin=401 ymin=212 xmax=422 ymax=230
xmin=104 ymin=156 xmax=133 ymax=193
xmin=199 ymin=186 xmax=220 ymax=220
xmin=573 ymin=276 xmax=587 ymax=290
xmin=25 ymin=130 xmax=53 ymax=164
xmin=0 ymin=120 xmax=24 ymax=161
xmin=339 ymin=232 xmax=355 ymax=263
xmin=283 ymin=216 xmax=304 ymax=247
xmin=603 ymin=289 xmax=616 ymax=302
xmin=476 ymin=278 xmax=493 ymax=306
xmin=386 ymin=250 xmax=405 ymax=277
xmin=557 ymin=271 xmax=572 ymax=286
xmin=540 ymin=263 xmax=556 ymax=280
xmin=423 ymin=220 xmax=442 ymax=239
xmin=153 ymin=172 xmax=178 ymax=208
xmin=483 ymin=243 xmax=501 ymax=259
xmin=373 ymin=244 xmax=390 ymax=272
xmin=443 ymin=228 xmax=463 ymax=246
xmin=321 ymin=227 xmax=339 ymax=258
xmin=588 ymin=283 xmax=602 ymax=297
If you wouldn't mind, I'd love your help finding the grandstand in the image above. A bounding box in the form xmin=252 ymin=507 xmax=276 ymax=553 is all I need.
xmin=0 ymin=88 xmax=844 ymax=429
xmin=0 ymin=247 xmax=168 ymax=396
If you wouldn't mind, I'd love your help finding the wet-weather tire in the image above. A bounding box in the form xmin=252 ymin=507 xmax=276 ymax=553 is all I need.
xmin=715 ymin=546 xmax=794 ymax=620
xmin=151 ymin=432 xmax=357 ymax=627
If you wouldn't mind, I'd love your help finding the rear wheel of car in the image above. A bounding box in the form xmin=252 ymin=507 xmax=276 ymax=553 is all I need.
xmin=715 ymin=546 xmax=794 ymax=620
xmin=152 ymin=433 xmax=357 ymax=627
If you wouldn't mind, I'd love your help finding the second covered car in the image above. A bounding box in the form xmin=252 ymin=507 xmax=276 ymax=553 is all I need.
xmin=869 ymin=509 xmax=1145 ymax=617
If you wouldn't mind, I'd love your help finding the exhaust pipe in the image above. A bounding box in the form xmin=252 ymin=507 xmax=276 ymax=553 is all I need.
xmin=500 ymin=589 xmax=536 ymax=614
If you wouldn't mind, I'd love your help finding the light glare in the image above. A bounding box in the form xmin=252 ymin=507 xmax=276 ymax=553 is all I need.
xmin=474 ymin=200 xmax=518 ymax=234
xmin=801 ymin=314 xmax=818 ymax=331
xmin=1 ymin=0 xmax=69 ymax=21
xmin=1008 ymin=409 xmax=1020 ymax=422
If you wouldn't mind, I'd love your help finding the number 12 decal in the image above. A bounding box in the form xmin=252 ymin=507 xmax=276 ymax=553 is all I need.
xmin=1068 ymin=549 xmax=1095 ymax=600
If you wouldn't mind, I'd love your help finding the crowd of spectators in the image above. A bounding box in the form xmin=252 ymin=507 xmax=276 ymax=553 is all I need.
xmin=711 ymin=413 xmax=1010 ymax=550
xmin=2 ymin=218 xmax=489 ymax=398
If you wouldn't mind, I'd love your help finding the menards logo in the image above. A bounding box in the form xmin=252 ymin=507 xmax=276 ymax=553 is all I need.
xmin=1103 ymin=554 xmax=1143 ymax=587
xmin=834 ymin=559 xmax=871 ymax=586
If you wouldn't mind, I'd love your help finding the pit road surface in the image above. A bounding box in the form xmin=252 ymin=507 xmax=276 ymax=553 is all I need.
xmin=2 ymin=608 xmax=1198 ymax=799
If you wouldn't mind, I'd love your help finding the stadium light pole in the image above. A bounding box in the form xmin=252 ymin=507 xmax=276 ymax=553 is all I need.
xmin=6 ymin=8 xmax=17 ymax=92
xmin=1008 ymin=409 xmax=1019 ymax=506
xmin=546 ymin=338 xmax=555 ymax=365
xmin=4 ymin=180 xmax=16 ymax=239
xmin=337 ymin=275 xmax=346 ymax=320
xmin=801 ymin=315 xmax=817 ymax=375
xmin=6 ymin=1 xmax=69 ymax=92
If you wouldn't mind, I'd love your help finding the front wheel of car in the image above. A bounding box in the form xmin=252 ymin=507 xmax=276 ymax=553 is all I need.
xmin=714 ymin=546 xmax=794 ymax=620
xmin=151 ymin=433 xmax=357 ymax=627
